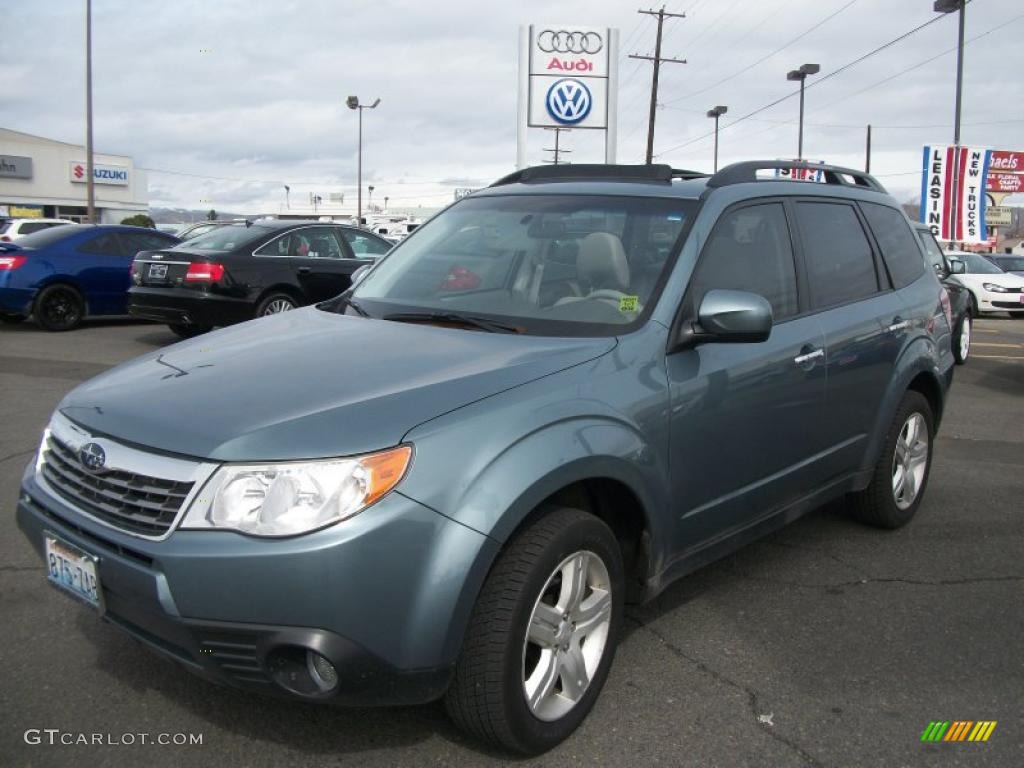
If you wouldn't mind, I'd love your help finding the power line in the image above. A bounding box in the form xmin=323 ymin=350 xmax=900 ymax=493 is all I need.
xmin=654 ymin=8 xmax=953 ymax=159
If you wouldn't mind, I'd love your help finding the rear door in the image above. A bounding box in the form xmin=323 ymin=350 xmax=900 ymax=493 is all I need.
xmin=340 ymin=228 xmax=391 ymax=259
xmin=284 ymin=226 xmax=361 ymax=302
xmin=792 ymin=199 xmax=908 ymax=479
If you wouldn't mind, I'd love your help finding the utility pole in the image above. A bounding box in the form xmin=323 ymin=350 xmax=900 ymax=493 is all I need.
xmin=934 ymin=0 xmax=966 ymax=245
xmin=543 ymin=127 xmax=572 ymax=165
xmin=630 ymin=7 xmax=686 ymax=164
xmin=85 ymin=0 xmax=95 ymax=223
xmin=865 ymin=124 xmax=872 ymax=173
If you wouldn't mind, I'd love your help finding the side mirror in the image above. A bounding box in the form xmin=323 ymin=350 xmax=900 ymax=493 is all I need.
xmin=350 ymin=264 xmax=372 ymax=286
xmin=674 ymin=289 xmax=773 ymax=350
xmin=948 ymin=258 xmax=966 ymax=275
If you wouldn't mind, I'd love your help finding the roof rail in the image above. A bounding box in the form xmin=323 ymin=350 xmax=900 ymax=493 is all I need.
xmin=707 ymin=161 xmax=887 ymax=193
xmin=491 ymin=164 xmax=682 ymax=186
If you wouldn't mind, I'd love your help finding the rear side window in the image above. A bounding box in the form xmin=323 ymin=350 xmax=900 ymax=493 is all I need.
xmin=21 ymin=222 xmax=53 ymax=235
xmin=861 ymin=203 xmax=925 ymax=288
xmin=78 ymin=233 xmax=126 ymax=256
xmin=690 ymin=202 xmax=799 ymax=321
xmin=795 ymin=202 xmax=879 ymax=309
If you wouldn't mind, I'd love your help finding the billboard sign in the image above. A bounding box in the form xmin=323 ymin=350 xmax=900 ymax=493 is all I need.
xmin=987 ymin=172 xmax=1024 ymax=194
xmin=920 ymin=145 xmax=991 ymax=243
xmin=0 ymin=155 xmax=33 ymax=179
xmin=775 ymin=161 xmax=826 ymax=183
xmin=985 ymin=206 xmax=1012 ymax=227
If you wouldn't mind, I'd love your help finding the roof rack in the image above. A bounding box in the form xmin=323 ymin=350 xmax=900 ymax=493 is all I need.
xmin=707 ymin=161 xmax=886 ymax=192
xmin=491 ymin=164 xmax=708 ymax=187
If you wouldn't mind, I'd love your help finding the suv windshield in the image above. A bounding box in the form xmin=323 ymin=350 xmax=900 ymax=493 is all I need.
xmin=181 ymin=224 xmax=273 ymax=251
xmin=348 ymin=195 xmax=695 ymax=336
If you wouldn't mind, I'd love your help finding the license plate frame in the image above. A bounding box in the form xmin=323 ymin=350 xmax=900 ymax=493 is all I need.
xmin=44 ymin=533 xmax=104 ymax=613
xmin=148 ymin=263 xmax=168 ymax=280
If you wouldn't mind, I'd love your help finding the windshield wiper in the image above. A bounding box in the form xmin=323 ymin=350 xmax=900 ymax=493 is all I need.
xmin=383 ymin=311 xmax=523 ymax=334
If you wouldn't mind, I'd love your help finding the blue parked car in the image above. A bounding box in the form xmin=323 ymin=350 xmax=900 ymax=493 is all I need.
xmin=0 ymin=224 xmax=180 ymax=330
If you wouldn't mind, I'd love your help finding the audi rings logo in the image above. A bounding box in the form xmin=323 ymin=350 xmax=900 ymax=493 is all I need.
xmin=536 ymin=29 xmax=603 ymax=55
xmin=546 ymin=79 xmax=592 ymax=125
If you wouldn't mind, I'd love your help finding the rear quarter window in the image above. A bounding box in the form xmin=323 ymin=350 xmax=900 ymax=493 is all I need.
xmin=861 ymin=203 xmax=925 ymax=289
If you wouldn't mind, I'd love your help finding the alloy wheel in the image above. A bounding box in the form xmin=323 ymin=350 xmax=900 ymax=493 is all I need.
xmin=522 ymin=550 xmax=612 ymax=722
xmin=891 ymin=412 xmax=929 ymax=510
xmin=263 ymin=298 xmax=295 ymax=315
xmin=41 ymin=289 xmax=81 ymax=328
xmin=959 ymin=317 xmax=971 ymax=360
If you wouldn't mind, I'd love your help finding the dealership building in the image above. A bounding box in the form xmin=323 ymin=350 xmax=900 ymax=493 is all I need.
xmin=0 ymin=127 xmax=148 ymax=223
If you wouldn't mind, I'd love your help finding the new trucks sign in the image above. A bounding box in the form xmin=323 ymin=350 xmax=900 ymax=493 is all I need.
xmin=920 ymin=145 xmax=991 ymax=244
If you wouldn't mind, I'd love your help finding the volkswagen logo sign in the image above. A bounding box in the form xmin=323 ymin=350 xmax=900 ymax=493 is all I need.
xmin=546 ymin=79 xmax=593 ymax=125
xmin=78 ymin=442 xmax=106 ymax=473
xmin=537 ymin=30 xmax=603 ymax=55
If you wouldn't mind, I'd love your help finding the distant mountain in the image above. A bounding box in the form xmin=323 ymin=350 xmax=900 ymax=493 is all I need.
xmin=149 ymin=207 xmax=254 ymax=224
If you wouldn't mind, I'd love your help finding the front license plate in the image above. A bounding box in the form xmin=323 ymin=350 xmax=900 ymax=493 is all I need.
xmin=45 ymin=534 xmax=103 ymax=612
xmin=148 ymin=263 xmax=168 ymax=280
xmin=1019 ymin=294 xmax=1024 ymax=304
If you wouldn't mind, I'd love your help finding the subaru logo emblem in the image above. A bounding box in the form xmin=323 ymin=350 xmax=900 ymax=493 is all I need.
xmin=79 ymin=442 xmax=106 ymax=473
xmin=545 ymin=78 xmax=592 ymax=125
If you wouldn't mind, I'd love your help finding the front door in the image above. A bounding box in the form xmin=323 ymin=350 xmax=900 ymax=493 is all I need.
xmin=667 ymin=201 xmax=829 ymax=556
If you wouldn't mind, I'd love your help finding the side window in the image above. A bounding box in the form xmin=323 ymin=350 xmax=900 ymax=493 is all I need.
xmin=78 ymin=233 xmax=126 ymax=256
xmin=916 ymin=229 xmax=946 ymax=274
xmin=861 ymin=203 xmax=926 ymax=288
xmin=21 ymin=222 xmax=51 ymax=234
xmin=689 ymin=203 xmax=799 ymax=321
xmin=257 ymin=228 xmax=343 ymax=258
xmin=342 ymin=229 xmax=390 ymax=256
xmin=795 ymin=202 xmax=879 ymax=309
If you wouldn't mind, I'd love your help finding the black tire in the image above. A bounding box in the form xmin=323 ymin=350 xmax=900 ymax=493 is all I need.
xmin=34 ymin=284 xmax=85 ymax=331
xmin=0 ymin=313 xmax=26 ymax=324
xmin=968 ymin=292 xmax=979 ymax=319
xmin=849 ymin=391 xmax=934 ymax=529
xmin=168 ymin=323 xmax=211 ymax=338
xmin=445 ymin=507 xmax=624 ymax=755
xmin=255 ymin=292 xmax=298 ymax=317
xmin=952 ymin=315 xmax=970 ymax=365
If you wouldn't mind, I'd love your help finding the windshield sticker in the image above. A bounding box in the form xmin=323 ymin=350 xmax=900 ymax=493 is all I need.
xmin=619 ymin=295 xmax=639 ymax=313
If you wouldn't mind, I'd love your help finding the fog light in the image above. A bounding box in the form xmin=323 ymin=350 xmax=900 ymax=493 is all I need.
xmin=307 ymin=650 xmax=338 ymax=691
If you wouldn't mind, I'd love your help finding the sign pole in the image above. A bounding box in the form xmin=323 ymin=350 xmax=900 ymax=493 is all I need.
xmin=85 ymin=0 xmax=96 ymax=224
xmin=516 ymin=26 xmax=530 ymax=169
xmin=605 ymin=27 xmax=618 ymax=164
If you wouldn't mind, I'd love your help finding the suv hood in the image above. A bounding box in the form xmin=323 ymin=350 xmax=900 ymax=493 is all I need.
xmin=59 ymin=307 xmax=614 ymax=461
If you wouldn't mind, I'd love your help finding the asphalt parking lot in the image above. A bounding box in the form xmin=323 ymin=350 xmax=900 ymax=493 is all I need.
xmin=1 ymin=317 xmax=1021 ymax=767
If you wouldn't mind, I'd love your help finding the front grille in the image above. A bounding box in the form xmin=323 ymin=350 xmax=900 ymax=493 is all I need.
xmin=41 ymin=435 xmax=194 ymax=536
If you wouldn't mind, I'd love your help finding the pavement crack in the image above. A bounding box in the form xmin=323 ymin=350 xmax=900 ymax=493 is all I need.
xmin=0 ymin=447 xmax=35 ymax=465
xmin=626 ymin=614 xmax=825 ymax=768
xmin=727 ymin=569 xmax=1024 ymax=590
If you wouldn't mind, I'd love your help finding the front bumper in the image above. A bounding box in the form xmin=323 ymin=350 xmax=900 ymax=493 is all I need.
xmin=17 ymin=467 xmax=498 ymax=705
xmin=127 ymin=287 xmax=253 ymax=328
xmin=978 ymin=290 xmax=1024 ymax=313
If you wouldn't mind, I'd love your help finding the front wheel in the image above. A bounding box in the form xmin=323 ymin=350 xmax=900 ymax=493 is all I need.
xmin=953 ymin=315 xmax=970 ymax=365
xmin=445 ymin=507 xmax=624 ymax=755
xmin=848 ymin=391 xmax=934 ymax=529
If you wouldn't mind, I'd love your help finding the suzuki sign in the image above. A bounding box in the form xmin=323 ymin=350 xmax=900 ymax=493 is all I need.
xmin=69 ymin=161 xmax=130 ymax=186
xmin=517 ymin=24 xmax=619 ymax=166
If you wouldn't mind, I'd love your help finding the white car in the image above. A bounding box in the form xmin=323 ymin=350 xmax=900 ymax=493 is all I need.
xmin=947 ymin=251 xmax=1024 ymax=318
xmin=0 ymin=217 xmax=75 ymax=242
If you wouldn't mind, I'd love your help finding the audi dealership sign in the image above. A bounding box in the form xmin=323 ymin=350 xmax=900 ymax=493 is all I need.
xmin=517 ymin=24 xmax=619 ymax=166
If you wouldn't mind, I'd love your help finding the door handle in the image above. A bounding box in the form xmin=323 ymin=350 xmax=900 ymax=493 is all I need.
xmin=887 ymin=318 xmax=910 ymax=332
xmin=297 ymin=266 xmax=312 ymax=274
xmin=793 ymin=347 xmax=824 ymax=365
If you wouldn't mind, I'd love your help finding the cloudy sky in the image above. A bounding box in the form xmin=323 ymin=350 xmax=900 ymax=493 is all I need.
xmin=2 ymin=0 xmax=1022 ymax=214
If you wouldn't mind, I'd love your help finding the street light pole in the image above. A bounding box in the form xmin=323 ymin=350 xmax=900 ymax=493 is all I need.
xmin=934 ymin=0 xmax=966 ymax=245
xmin=787 ymin=63 xmax=819 ymax=160
xmin=85 ymin=0 xmax=95 ymax=223
xmin=706 ymin=106 xmax=727 ymax=172
xmin=346 ymin=96 xmax=380 ymax=227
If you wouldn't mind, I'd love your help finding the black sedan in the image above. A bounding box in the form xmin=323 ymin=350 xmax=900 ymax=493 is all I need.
xmin=128 ymin=220 xmax=391 ymax=337
xmin=914 ymin=223 xmax=971 ymax=364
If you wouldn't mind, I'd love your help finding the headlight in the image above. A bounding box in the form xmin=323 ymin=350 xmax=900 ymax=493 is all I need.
xmin=982 ymin=283 xmax=1008 ymax=293
xmin=181 ymin=445 xmax=412 ymax=536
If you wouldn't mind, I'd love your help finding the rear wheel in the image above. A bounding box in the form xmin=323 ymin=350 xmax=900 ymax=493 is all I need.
xmin=168 ymin=323 xmax=211 ymax=338
xmin=256 ymin=293 xmax=297 ymax=317
xmin=34 ymin=284 xmax=85 ymax=331
xmin=445 ymin=507 xmax=623 ymax=755
xmin=953 ymin=315 xmax=970 ymax=364
xmin=849 ymin=391 xmax=933 ymax=529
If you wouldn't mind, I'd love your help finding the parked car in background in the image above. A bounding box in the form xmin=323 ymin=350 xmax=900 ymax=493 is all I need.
xmin=987 ymin=254 xmax=1024 ymax=277
xmin=19 ymin=162 xmax=954 ymax=755
xmin=0 ymin=225 xmax=180 ymax=330
xmin=915 ymin=224 xmax=971 ymax=363
xmin=0 ymin=218 xmax=75 ymax=242
xmin=946 ymin=251 xmax=1024 ymax=319
xmin=128 ymin=220 xmax=392 ymax=337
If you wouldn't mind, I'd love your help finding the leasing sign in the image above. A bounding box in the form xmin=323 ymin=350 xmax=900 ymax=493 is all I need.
xmin=920 ymin=145 xmax=991 ymax=243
